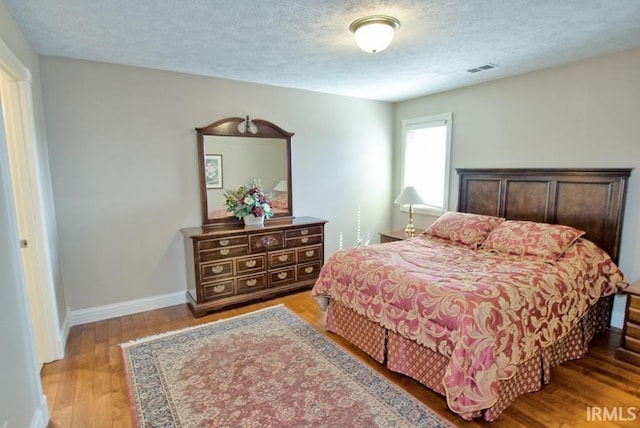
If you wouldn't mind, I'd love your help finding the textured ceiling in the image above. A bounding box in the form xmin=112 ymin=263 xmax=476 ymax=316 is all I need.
xmin=6 ymin=0 xmax=640 ymax=102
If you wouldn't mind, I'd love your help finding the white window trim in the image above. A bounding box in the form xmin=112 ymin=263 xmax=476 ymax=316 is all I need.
xmin=399 ymin=112 xmax=452 ymax=217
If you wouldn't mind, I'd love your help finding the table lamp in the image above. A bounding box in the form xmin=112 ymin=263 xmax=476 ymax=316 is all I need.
xmin=273 ymin=180 xmax=288 ymax=192
xmin=394 ymin=186 xmax=426 ymax=238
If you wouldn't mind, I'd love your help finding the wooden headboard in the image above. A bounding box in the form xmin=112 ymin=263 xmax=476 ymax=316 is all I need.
xmin=456 ymin=168 xmax=632 ymax=263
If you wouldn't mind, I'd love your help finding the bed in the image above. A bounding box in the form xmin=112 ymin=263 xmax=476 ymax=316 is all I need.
xmin=311 ymin=168 xmax=632 ymax=421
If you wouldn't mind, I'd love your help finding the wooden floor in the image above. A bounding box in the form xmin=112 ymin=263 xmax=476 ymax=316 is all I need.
xmin=42 ymin=290 xmax=640 ymax=427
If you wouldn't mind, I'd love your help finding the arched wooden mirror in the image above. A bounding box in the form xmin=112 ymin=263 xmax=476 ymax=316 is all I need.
xmin=196 ymin=116 xmax=293 ymax=226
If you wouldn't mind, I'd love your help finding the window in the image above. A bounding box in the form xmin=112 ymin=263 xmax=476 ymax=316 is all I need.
xmin=400 ymin=113 xmax=452 ymax=215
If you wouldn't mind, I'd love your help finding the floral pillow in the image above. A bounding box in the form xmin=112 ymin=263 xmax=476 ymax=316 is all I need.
xmin=480 ymin=220 xmax=585 ymax=261
xmin=423 ymin=211 xmax=505 ymax=248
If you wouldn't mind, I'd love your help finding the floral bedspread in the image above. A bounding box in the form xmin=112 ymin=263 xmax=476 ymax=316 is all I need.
xmin=311 ymin=236 xmax=627 ymax=419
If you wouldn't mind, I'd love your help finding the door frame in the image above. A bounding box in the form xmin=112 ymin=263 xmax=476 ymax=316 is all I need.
xmin=0 ymin=37 xmax=63 ymax=363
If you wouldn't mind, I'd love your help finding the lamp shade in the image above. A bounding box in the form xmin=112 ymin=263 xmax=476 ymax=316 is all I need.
xmin=394 ymin=186 xmax=426 ymax=205
xmin=273 ymin=180 xmax=288 ymax=192
xmin=349 ymin=15 xmax=400 ymax=53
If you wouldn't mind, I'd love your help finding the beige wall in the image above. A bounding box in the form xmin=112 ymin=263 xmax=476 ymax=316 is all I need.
xmin=395 ymin=47 xmax=640 ymax=326
xmin=39 ymin=56 xmax=393 ymax=310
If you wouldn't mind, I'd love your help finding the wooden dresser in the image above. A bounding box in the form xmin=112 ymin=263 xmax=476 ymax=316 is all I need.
xmin=616 ymin=280 xmax=640 ymax=365
xmin=182 ymin=216 xmax=327 ymax=317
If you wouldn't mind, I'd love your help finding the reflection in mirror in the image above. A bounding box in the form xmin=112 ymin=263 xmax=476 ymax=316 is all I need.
xmin=196 ymin=117 xmax=293 ymax=227
xmin=205 ymin=136 xmax=287 ymax=219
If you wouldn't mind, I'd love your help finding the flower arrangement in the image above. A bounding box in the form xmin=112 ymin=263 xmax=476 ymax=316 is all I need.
xmin=223 ymin=178 xmax=274 ymax=219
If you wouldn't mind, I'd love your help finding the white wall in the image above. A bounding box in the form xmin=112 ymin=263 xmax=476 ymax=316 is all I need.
xmin=395 ymin=47 xmax=640 ymax=327
xmin=39 ymin=56 xmax=393 ymax=311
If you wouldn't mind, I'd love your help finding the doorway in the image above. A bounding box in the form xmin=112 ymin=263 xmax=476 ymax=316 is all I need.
xmin=0 ymin=38 xmax=63 ymax=364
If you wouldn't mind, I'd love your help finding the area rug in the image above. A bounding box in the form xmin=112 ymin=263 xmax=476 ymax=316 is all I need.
xmin=121 ymin=304 xmax=453 ymax=427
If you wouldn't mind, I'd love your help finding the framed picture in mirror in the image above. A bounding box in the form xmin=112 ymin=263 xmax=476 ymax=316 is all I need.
xmin=205 ymin=154 xmax=223 ymax=189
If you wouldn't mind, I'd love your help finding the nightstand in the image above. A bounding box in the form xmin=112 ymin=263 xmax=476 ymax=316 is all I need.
xmin=616 ymin=280 xmax=640 ymax=366
xmin=379 ymin=229 xmax=410 ymax=243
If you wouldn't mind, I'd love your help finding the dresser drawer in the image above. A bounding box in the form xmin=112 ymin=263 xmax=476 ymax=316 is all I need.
xmin=629 ymin=307 xmax=640 ymax=324
xmin=630 ymin=294 xmax=640 ymax=310
xmin=237 ymin=274 xmax=267 ymax=294
xmin=625 ymin=336 xmax=640 ymax=354
xmin=200 ymin=260 xmax=233 ymax=281
xmin=236 ymin=255 xmax=266 ymax=275
xmin=202 ymin=280 xmax=234 ymax=300
xmin=199 ymin=245 xmax=248 ymax=262
xmin=198 ymin=235 xmax=247 ymax=250
xmin=286 ymin=226 xmax=323 ymax=239
xmin=297 ymin=245 xmax=322 ymax=263
xmin=269 ymin=267 xmax=296 ymax=286
xmin=269 ymin=250 xmax=296 ymax=269
xmin=250 ymin=232 xmax=284 ymax=252
xmin=626 ymin=322 xmax=640 ymax=340
xmin=286 ymin=234 xmax=322 ymax=248
xmin=297 ymin=261 xmax=322 ymax=281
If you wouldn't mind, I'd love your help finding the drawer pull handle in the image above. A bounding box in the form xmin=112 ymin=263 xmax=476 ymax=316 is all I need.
xmin=278 ymin=255 xmax=289 ymax=262
xmin=220 ymin=248 xmax=230 ymax=256
xmin=246 ymin=279 xmax=258 ymax=287
xmin=304 ymin=266 xmax=314 ymax=274
xmin=277 ymin=272 xmax=288 ymax=279
xmin=301 ymin=229 xmax=309 ymax=235
xmin=301 ymin=237 xmax=309 ymax=243
xmin=245 ymin=260 xmax=257 ymax=267
xmin=212 ymin=266 xmax=224 ymax=274
xmin=213 ymin=285 xmax=226 ymax=294
xmin=305 ymin=250 xmax=315 ymax=257
xmin=219 ymin=239 xmax=229 ymax=246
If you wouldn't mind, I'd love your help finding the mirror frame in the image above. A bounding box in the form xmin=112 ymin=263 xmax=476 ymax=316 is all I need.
xmin=196 ymin=117 xmax=293 ymax=227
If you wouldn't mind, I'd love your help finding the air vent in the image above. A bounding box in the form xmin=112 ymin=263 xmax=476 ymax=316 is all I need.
xmin=466 ymin=63 xmax=500 ymax=73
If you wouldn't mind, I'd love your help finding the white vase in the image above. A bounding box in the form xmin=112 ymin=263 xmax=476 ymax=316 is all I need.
xmin=243 ymin=214 xmax=265 ymax=226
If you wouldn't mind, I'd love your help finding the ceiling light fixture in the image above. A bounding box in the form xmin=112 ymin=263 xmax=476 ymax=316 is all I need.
xmin=349 ymin=15 xmax=400 ymax=53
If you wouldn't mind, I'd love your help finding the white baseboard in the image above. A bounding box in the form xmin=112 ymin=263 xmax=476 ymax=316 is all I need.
xmin=69 ymin=291 xmax=187 ymax=326
xmin=30 ymin=394 xmax=48 ymax=428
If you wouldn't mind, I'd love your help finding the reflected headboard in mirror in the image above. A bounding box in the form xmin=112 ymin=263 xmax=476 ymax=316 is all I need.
xmin=196 ymin=117 xmax=293 ymax=226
